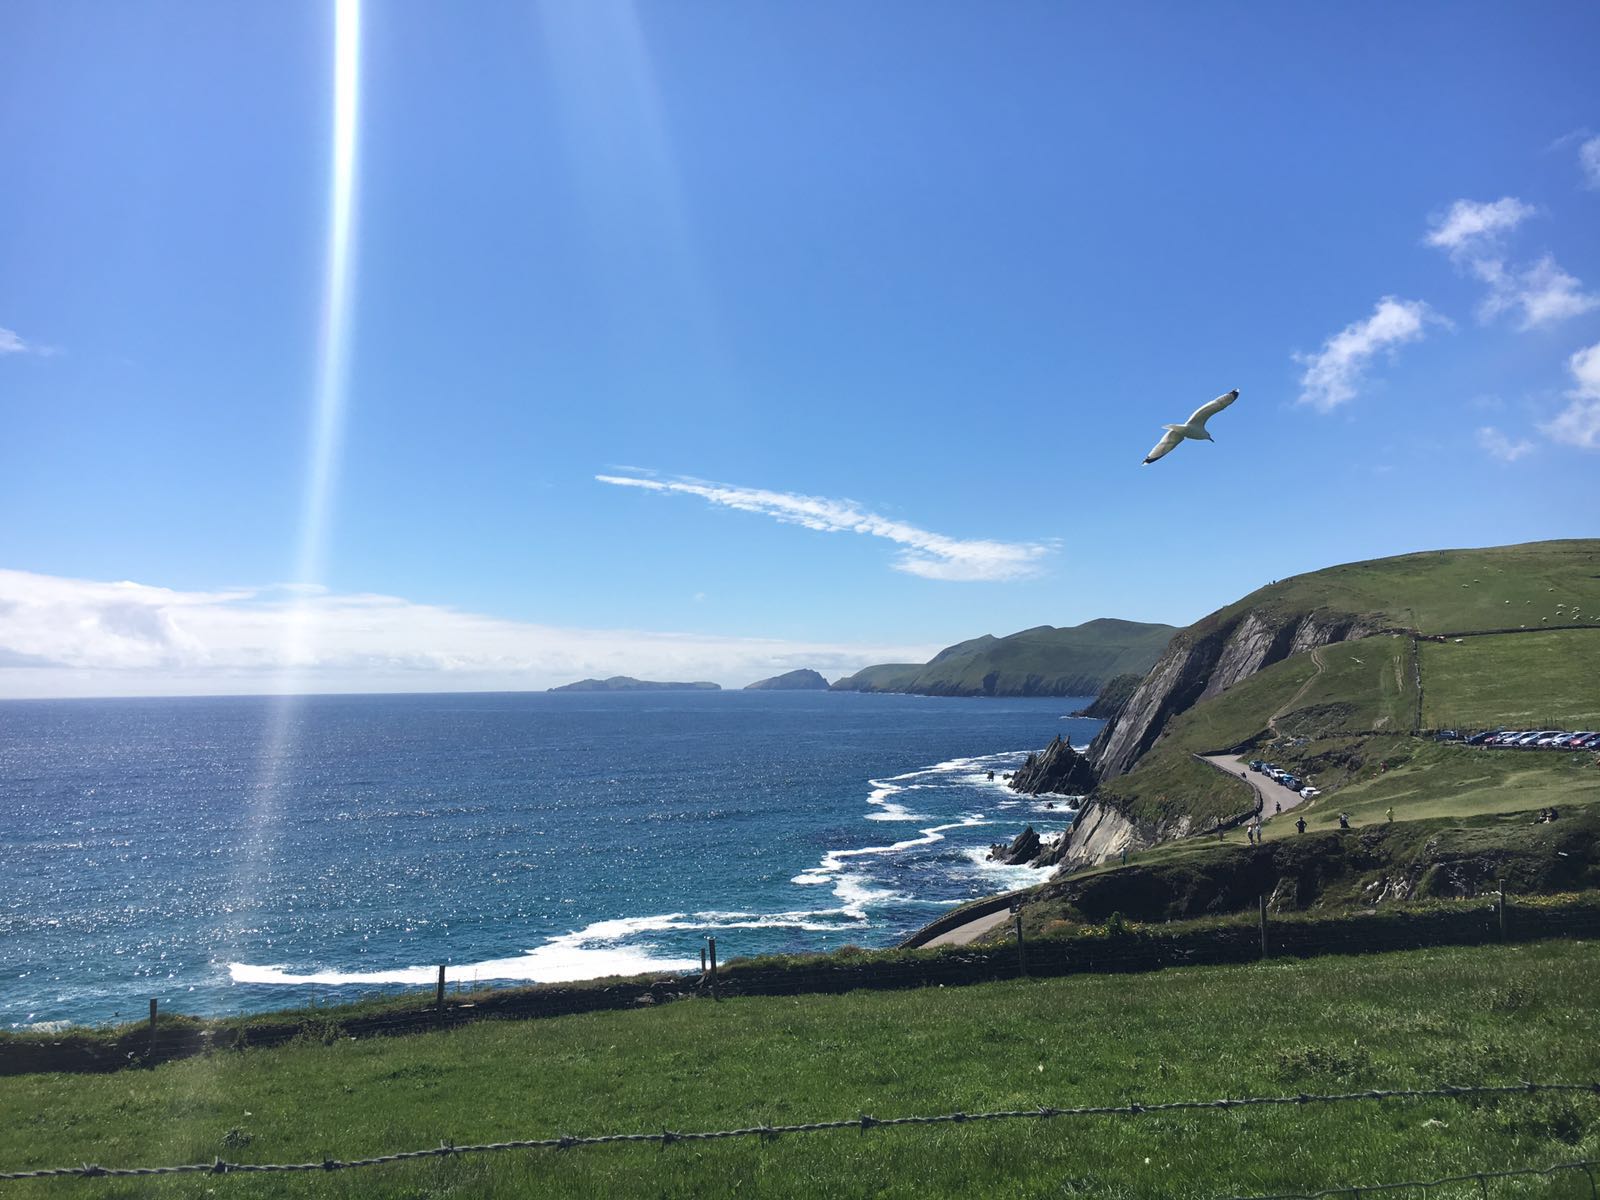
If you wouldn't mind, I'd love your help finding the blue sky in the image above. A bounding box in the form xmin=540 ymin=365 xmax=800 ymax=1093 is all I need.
xmin=2 ymin=2 xmax=1598 ymax=696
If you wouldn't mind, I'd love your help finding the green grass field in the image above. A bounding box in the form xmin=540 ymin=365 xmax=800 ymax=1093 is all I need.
xmin=1422 ymin=629 xmax=1600 ymax=730
xmin=1197 ymin=540 xmax=1600 ymax=639
xmin=4 ymin=942 xmax=1599 ymax=1198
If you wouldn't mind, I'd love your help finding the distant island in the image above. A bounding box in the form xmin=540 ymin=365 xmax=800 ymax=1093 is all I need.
xmin=744 ymin=668 xmax=830 ymax=691
xmin=830 ymin=618 xmax=1176 ymax=699
xmin=547 ymin=676 xmax=721 ymax=693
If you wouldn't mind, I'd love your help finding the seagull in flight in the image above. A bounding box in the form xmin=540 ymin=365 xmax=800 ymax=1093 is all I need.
xmin=1142 ymin=388 xmax=1239 ymax=465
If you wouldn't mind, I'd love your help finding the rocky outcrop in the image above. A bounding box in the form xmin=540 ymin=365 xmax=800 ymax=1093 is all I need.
xmin=1030 ymin=799 xmax=1194 ymax=872
xmin=743 ymin=669 xmax=830 ymax=691
xmin=1091 ymin=608 xmax=1379 ymax=780
xmin=1008 ymin=736 xmax=1097 ymax=796
xmin=987 ymin=825 xmax=1043 ymax=865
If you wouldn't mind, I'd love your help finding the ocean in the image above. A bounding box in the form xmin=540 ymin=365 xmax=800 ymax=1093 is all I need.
xmin=1 ymin=691 xmax=1099 ymax=1028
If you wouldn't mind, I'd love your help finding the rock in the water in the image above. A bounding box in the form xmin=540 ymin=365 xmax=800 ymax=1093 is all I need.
xmin=988 ymin=825 xmax=1042 ymax=865
xmin=1008 ymin=735 xmax=1097 ymax=796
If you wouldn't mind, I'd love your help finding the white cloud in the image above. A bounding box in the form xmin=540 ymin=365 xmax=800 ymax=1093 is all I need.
xmin=1540 ymin=341 xmax=1600 ymax=450
xmin=596 ymin=473 xmax=1055 ymax=582
xmin=0 ymin=326 xmax=30 ymax=355
xmin=1579 ymin=136 xmax=1600 ymax=190
xmin=1424 ymin=197 xmax=1536 ymax=253
xmin=1294 ymin=297 xmax=1444 ymax=412
xmin=1475 ymin=426 xmax=1534 ymax=462
xmin=1424 ymin=198 xmax=1596 ymax=329
xmin=1477 ymin=255 xmax=1600 ymax=329
xmin=0 ymin=569 xmax=945 ymax=698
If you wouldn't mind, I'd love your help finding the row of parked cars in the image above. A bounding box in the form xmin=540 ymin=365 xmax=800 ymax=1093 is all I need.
xmin=1441 ymin=729 xmax=1600 ymax=749
xmin=1246 ymin=759 xmax=1321 ymax=798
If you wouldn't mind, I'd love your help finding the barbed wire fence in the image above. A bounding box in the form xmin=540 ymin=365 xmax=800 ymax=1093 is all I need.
xmin=2 ymin=1081 xmax=1596 ymax=1185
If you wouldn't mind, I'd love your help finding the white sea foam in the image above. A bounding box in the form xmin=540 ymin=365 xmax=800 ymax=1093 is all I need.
xmin=228 ymin=905 xmax=864 ymax=989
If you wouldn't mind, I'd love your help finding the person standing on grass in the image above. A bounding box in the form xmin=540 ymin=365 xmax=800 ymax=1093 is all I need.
xmin=1296 ymin=816 xmax=1306 ymax=834
xmin=1386 ymin=806 xmax=1394 ymax=822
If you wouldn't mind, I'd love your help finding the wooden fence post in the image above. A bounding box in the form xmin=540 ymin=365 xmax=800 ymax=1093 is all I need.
xmin=1259 ymin=895 xmax=1269 ymax=960
xmin=1498 ymin=890 xmax=1506 ymax=941
xmin=1013 ymin=904 xmax=1028 ymax=977
xmin=435 ymin=965 xmax=446 ymax=1013
xmin=149 ymin=998 xmax=158 ymax=1057
xmin=708 ymin=937 xmax=719 ymax=1001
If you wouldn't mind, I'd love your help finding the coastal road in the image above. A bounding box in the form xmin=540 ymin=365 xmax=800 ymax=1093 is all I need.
xmin=1200 ymin=754 xmax=1309 ymax=824
xmin=922 ymin=908 xmax=1013 ymax=947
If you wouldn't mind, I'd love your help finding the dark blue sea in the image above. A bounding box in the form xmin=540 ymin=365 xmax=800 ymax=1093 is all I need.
xmin=1 ymin=691 xmax=1099 ymax=1028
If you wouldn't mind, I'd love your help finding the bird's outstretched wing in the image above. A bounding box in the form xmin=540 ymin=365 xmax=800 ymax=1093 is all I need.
xmin=1185 ymin=388 xmax=1239 ymax=430
xmin=1143 ymin=428 xmax=1184 ymax=464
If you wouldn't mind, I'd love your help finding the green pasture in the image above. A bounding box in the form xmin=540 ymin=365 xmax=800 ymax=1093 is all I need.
xmin=1421 ymin=629 xmax=1600 ymax=730
xmin=4 ymin=942 xmax=1600 ymax=1198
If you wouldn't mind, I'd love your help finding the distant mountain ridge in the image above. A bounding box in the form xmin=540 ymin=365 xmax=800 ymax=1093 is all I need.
xmin=830 ymin=619 xmax=1177 ymax=699
xmin=548 ymin=677 xmax=721 ymax=693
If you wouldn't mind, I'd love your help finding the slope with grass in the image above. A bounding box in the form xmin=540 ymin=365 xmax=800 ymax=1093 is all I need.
xmin=830 ymin=618 xmax=1176 ymax=698
xmin=1092 ymin=539 xmax=1600 ymax=780
xmin=1421 ymin=629 xmax=1600 ymax=730
xmin=3 ymin=942 xmax=1598 ymax=1198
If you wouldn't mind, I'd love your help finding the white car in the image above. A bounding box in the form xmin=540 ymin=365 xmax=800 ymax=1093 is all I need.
xmin=1299 ymin=786 xmax=1321 ymax=798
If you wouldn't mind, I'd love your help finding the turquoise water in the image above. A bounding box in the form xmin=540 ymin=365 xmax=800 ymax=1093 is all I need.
xmin=1 ymin=691 xmax=1097 ymax=1027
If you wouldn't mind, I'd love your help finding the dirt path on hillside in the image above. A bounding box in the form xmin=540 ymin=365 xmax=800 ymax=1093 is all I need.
xmin=1268 ymin=643 xmax=1326 ymax=736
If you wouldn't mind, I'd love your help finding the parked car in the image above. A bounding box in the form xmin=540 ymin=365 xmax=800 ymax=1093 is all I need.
xmin=1535 ymin=733 xmax=1572 ymax=746
xmin=1434 ymin=730 xmax=1461 ymax=741
xmin=1300 ymin=786 xmax=1321 ymax=798
xmin=1466 ymin=730 xmax=1503 ymax=746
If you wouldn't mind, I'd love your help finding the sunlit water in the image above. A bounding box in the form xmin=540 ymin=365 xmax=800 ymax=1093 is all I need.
xmin=1 ymin=691 xmax=1094 ymax=1027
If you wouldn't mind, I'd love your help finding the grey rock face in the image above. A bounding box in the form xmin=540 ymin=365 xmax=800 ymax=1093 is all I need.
xmin=1090 ymin=608 xmax=1379 ymax=780
xmin=1008 ymin=735 xmax=1098 ymax=796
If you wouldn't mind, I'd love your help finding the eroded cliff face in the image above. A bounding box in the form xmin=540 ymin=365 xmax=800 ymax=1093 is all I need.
xmin=1090 ymin=607 xmax=1379 ymax=780
xmin=1034 ymin=799 xmax=1193 ymax=872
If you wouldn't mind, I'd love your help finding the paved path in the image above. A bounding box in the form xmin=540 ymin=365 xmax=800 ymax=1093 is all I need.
xmin=1199 ymin=754 xmax=1309 ymax=826
xmin=923 ymin=907 xmax=1014 ymax=947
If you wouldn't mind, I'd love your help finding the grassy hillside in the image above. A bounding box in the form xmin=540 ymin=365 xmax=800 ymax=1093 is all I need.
xmin=1194 ymin=539 xmax=1600 ymax=639
xmin=1422 ymin=629 xmax=1600 ymax=729
xmin=832 ymin=618 xmax=1175 ymax=697
xmin=4 ymin=942 xmax=1598 ymax=1198
xmin=1085 ymin=542 xmax=1600 ymax=836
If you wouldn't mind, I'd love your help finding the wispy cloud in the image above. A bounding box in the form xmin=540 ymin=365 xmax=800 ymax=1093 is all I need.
xmin=1476 ymin=254 xmax=1599 ymax=330
xmin=1424 ymin=197 xmax=1596 ymax=329
xmin=0 ymin=569 xmax=943 ymax=698
xmin=596 ymin=473 xmax=1055 ymax=582
xmin=1475 ymin=426 xmax=1534 ymax=462
xmin=1424 ymin=197 xmax=1535 ymax=253
xmin=0 ymin=326 xmax=32 ymax=355
xmin=1540 ymin=340 xmax=1600 ymax=450
xmin=1579 ymin=136 xmax=1600 ymax=190
xmin=1294 ymin=297 xmax=1445 ymax=412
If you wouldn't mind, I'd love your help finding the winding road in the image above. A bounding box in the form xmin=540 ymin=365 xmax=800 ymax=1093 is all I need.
xmin=1198 ymin=754 xmax=1309 ymax=825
